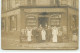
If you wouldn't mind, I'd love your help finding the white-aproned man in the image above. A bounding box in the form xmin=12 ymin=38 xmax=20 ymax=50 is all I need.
xmin=52 ymin=26 xmax=58 ymax=43
xmin=41 ymin=29 xmax=46 ymax=41
xmin=27 ymin=28 xmax=32 ymax=42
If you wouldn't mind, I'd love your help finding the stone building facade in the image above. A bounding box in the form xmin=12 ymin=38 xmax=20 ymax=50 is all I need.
xmin=1 ymin=0 xmax=78 ymax=43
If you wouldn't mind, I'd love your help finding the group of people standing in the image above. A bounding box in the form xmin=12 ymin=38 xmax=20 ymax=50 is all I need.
xmin=21 ymin=26 xmax=60 ymax=43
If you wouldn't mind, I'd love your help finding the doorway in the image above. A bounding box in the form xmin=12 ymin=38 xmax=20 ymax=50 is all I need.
xmin=38 ymin=17 xmax=48 ymax=28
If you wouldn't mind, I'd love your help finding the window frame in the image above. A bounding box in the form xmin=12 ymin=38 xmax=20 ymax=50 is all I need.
xmin=50 ymin=14 xmax=61 ymax=27
xmin=10 ymin=15 xmax=17 ymax=31
xmin=50 ymin=0 xmax=59 ymax=6
xmin=27 ymin=0 xmax=36 ymax=6
xmin=1 ymin=17 xmax=6 ymax=31
xmin=26 ymin=15 xmax=37 ymax=27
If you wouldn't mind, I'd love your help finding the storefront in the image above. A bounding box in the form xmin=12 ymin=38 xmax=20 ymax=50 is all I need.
xmin=23 ymin=8 xmax=66 ymax=29
xmin=19 ymin=8 xmax=70 ymax=43
xmin=25 ymin=12 xmax=62 ymax=28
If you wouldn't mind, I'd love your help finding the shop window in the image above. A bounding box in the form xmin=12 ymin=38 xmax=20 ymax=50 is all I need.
xmin=26 ymin=16 xmax=37 ymax=27
xmin=50 ymin=14 xmax=61 ymax=27
xmin=1 ymin=18 xmax=6 ymax=31
xmin=10 ymin=16 xmax=17 ymax=31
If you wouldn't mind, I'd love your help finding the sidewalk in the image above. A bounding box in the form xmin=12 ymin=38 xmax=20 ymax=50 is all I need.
xmin=2 ymin=37 xmax=78 ymax=50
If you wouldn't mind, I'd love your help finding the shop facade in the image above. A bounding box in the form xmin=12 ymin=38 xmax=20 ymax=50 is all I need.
xmin=1 ymin=0 xmax=78 ymax=43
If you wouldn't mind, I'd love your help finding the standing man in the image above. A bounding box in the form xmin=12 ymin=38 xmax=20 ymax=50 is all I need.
xmin=27 ymin=27 xmax=32 ymax=43
xmin=38 ymin=25 xmax=42 ymax=43
xmin=20 ymin=29 xmax=25 ymax=43
xmin=58 ymin=27 xmax=63 ymax=42
xmin=35 ymin=28 xmax=41 ymax=43
xmin=32 ymin=27 xmax=37 ymax=43
xmin=25 ymin=27 xmax=28 ymax=41
xmin=52 ymin=26 xmax=58 ymax=43
xmin=46 ymin=26 xmax=52 ymax=42
xmin=41 ymin=28 xmax=46 ymax=42
xmin=72 ymin=33 xmax=77 ymax=42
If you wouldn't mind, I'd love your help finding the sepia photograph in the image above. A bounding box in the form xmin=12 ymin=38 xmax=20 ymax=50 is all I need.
xmin=1 ymin=0 xmax=79 ymax=50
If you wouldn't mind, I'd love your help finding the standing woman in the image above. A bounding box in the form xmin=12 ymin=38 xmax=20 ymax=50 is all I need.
xmin=52 ymin=26 xmax=58 ymax=43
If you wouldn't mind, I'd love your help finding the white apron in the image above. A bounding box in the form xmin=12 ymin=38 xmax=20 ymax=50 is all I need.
xmin=27 ymin=30 xmax=32 ymax=41
xmin=72 ymin=34 xmax=77 ymax=42
xmin=41 ymin=30 xmax=46 ymax=40
xmin=52 ymin=28 xmax=58 ymax=42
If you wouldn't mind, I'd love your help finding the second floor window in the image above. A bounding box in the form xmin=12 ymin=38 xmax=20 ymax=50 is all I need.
xmin=27 ymin=0 xmax=36 ymax=6
xmin=50 ymin=0 xmax=59 ymax=6
xmin=73 ymin=0 xmax=76 ymax=8
xmin=7 ymin=0 xmax=12 ymax=10
xmin=15 ymin=0 xmax=19 ymax=4
xmin=50 ymin=0 xmax=55 ymax=6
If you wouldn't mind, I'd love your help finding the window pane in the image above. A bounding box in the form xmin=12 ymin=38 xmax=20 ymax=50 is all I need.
xmin=1 ymin=18 xmax=5 ymax=30
xmin=27 ymin=0 xmax=36 ymax=6
xmin=26 ymin=16 xmax=37 ymax=27
xmin=50 ymin=14 xmax=61 ymax=26
xmin=10 ymin=16 xmax=17 ymax=31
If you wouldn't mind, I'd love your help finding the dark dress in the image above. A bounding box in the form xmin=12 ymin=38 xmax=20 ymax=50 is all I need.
xmin=32 ymin=29 xmax=36 ymax=43
xmin=38 ymin=28 xmax=42 ymax=43
xmin=34 ymin=28 xmax=41 ymax=43
xmin=46 ymin=28 xmax=52 ymax=42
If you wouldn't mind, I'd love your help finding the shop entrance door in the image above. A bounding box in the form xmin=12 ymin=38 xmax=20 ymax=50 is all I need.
xmin=38 ymin=17 xmax=48 ymax=28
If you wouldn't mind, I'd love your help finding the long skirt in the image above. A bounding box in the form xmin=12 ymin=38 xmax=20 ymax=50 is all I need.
xmin=27 ymin=36 xmax=32 ymax=42
xmin=42 ymin=34 xmax=46 ymax=40
xmin=52 ymin=35 xmax=57 ymax=42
